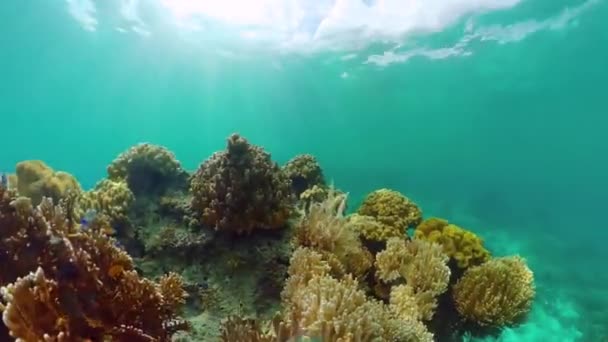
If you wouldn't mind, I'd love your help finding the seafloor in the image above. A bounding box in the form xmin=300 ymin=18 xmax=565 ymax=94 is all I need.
xmin=0 ymin=133 xmax=593 ymax=341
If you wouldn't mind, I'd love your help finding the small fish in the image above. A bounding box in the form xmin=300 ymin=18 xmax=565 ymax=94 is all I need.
xmin=79 ymin=209 xmax=98 ymax=230
xmin=0 ymin=173 xmax=8 ymax=189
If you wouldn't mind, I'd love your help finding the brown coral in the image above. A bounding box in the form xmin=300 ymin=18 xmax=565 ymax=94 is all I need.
xmin=0 ymin=186 xmax=188 ymax=341
xmin=453 ymin=256 xmax=535 ymax=327
xmin=282 ymin=154 xmax=325 ymax=197
xmin=14 ymin=160 xmax=82 ymax=204
xmin=190 ymin=133 xmax=293 ymax=234
xmin=108 ymin=143 xmax=189 ymax=197
xmin=414 ymin=217 xmax=491 ymax=269
xmin=357 ymin=189 xmax=422 ymax=242
xmin=293 ymin=188 xmax=372 ymax=279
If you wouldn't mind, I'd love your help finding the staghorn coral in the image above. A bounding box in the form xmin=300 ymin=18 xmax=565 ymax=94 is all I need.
xmin=453 ymin=256 xmax=535 ymax=327
xmin=190 ymin=133 xmax=293 ymax=234
xmin=282 ymin=154 xmax=326 ymax=197
xmin=15 ymin=160 xmax=82 ymax=205
xmin=357 ymin=189 xmax=422 ymax=242
xmin=293 ymin=188 xmax=372 ymax=279
xmin=414 ymin=217 xmax=491 ymax=269
xmin=375 ymin=237 xmax=450 ymax=320
xmin=108 ymin=143 xmax=189 ymax=197
xmin=0 ymin=186 xmax=188 ymax=341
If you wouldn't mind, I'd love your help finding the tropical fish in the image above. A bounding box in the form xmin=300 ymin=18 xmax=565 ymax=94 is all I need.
xmin=80 ymin=209 xmax=98 ymax=229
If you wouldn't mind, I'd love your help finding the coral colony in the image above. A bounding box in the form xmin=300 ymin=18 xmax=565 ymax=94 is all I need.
xmin=0 ymin=133 xmax=535 ymax=341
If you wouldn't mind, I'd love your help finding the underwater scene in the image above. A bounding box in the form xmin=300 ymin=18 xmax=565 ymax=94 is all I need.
xmin=1 ymin=0 xmax=607 ymax=341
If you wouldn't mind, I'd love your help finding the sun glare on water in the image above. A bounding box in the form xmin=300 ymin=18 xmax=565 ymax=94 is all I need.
xmin=160 ymin=0 xmax=291 ymax=26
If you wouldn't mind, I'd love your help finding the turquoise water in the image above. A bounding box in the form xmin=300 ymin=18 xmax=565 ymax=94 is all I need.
xmin=1 ymin=0 xmax=607 ymax=340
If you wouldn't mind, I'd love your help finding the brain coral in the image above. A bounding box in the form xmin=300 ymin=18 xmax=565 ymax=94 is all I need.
xmin=282 ymin=154 xmax=325 ymax=197
xmin=15 ymin=160 xmax=82 ymax=204
xmin=108 ymin=143 xmax=189 ymax=196
xmin=453 ymin=256 xmax=535 ymax=326
xmin=356 ymin=188 xmax=422 ymax=241
xmin=190 ymin=133 xmax=293 ymax=234
xmin=414 ymin=217 xmax=491 ymax=269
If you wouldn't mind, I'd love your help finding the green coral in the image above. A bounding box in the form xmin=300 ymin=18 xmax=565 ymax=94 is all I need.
xmin=414 ymin=218 xmax=490 ymax=269
xmin=356 ymin=189 xmax=422 ymax=241
xmin=453 ymin=256 xmax=535 ymax=326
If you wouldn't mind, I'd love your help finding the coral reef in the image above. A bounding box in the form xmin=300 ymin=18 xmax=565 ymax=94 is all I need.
xmin=0 ymin=187 xmax=188 ymax=341
xmin=415 ymin=217 xmax=491 ymax=269
xmin=190 ymin=133 xmax=293 ymax=234
xmin=453 ymin=256 xmax=535 ymax=327
xmin=0 ymin=134 xmax=539 ymax=341
xmin=282 ymin=154 xmax=325 ymax=197
xmin=14 ymin=160 xmax=82 ymax=204
xmin=356 ymin=188 xmax=422 ymax=242
xmin=108 ymin=143 xmax=189 ymax=197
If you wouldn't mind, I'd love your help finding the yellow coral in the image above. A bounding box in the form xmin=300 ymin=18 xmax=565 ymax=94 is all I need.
xmin=80 ymin=179 xmax=135 ymax=227
xmin=282 ymin=273 xmax=432 ymax=342
xmin=357 ymin=189 xmax=422 ymax=241
xmin=15 ymin=160 xmax=82 ymax=204
xmin=293 ymin=189 xmax=372 ymax=278
xmin=453 ymin=256 xmax=535 ymax=326
xmin=282 ymin=247 xmax=332 ymax=302
xmin=415 ymin=217 xmax=491 ymax=269
xmin=159 ymin=272 xmax=188 ymax=313
xmin=375 ymin=238 xmax=450 ymax=321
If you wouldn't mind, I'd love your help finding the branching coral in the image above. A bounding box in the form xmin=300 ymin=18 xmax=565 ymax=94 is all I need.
xmin=108 ymin=143 xmax=189 ymax=197
xmin=414 ymin=217 xmax=491 ymax=269
xmin=356 ymin=189 xmax=422 ymax=242
xmin=282 ymin=154 xmax=326 ymax=197
xmin=293 ymin=189 xmax=372 ymax=279
xmin=190 ymin=133 xmax=293 ymax=234
xmin=14 ymin=160 xmax=82 ymax=204
xmin=0 ymin=186 xmax=188 ymax=341
xmin=375 ymin=237 xmax=450 ymax=320
xmin=453 ymin=256 xmax=535 ymax=327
